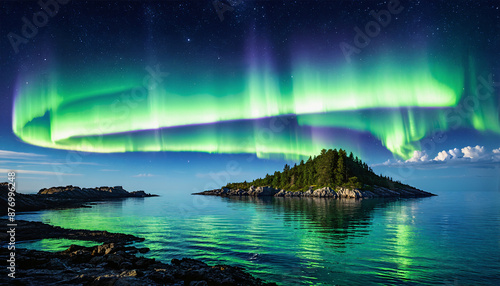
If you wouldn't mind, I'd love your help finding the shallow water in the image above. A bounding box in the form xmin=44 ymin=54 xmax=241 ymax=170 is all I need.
xmin=16 ymin=189 xmax=500 ymax=285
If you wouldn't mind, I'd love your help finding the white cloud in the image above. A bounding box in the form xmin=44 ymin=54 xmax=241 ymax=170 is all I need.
xmin=448 ymin=148 xmax=464 ymax=159
xmin=373 ymin=146 xmax=500 ymax=168
xmin=0 ymin=150 xmax=46 ymax=159
xmin=493 ymin=148 xmax=500 ymax=162
xmin=195 ymin=171 xmax=231 ymax=179
xmin=12 ymin=176 xmax=49 ymax=180
xmin=433 ymin=147 xmax=465 ymax=162
xmin=461 ymin=145 xmax=485 ymax=160
xmin=406 ymin=150 xmax=429 ymax=162
xmin=434 ymin=150 xmax=451 ymax=161
xmin=0 ymin=150 xmax=100 ymax=168
xmin=0 ymin=160 xmax=99 ymax=166
xmin=379 ymin=159 xmax=392 ymax=166
xmin=133 ymin=173 xmax=154 ymax=177
xmin=0 ymin=150 xmax=93 ymax=180
xmin=0 ymin=168 xmax=82 ymax=176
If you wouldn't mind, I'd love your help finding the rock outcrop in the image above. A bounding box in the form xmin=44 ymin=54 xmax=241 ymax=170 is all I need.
xmin=37 ymin=185 xmax=153 ymax=198
xmin=0 ymin=183 xmax=157 ymax=215
xmin=194 ymin=185 xmax=436 ymax=198
xmin=0 ymin=219 xmax=274 ymax=286
xmin=0 ymin=218 xmax=144 ymax=244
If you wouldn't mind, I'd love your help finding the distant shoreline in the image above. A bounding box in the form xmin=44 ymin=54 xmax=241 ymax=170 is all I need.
xmin=0 ymin=183 xmax=157 ymax=215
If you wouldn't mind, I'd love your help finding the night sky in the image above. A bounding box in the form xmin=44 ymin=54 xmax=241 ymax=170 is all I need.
xmin=1 ymin=0 xmax=499 ymax=193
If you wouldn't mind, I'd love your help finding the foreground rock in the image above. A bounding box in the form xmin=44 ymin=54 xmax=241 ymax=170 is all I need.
xmin=0 ymin=183 xmax=157 ymax=215
xmin=0 ymin=220 xmax=275 ymax=286
xmin=0 ymin=219 xmax=143 ymax=244
xmin=194 ymin=185 xmax=436 ymax=198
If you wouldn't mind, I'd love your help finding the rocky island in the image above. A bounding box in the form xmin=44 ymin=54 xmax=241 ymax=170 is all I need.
xmin=194 ymin=149 xmax=436 ymax=199
xmin=0 ymin=183 xmax=157 ymax=215
xmin=194 ymin=184 xmax=435 ymax=198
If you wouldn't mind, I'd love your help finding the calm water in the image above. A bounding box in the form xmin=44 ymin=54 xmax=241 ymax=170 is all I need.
xmin=17 ymin=189 xmax=500 ymax=285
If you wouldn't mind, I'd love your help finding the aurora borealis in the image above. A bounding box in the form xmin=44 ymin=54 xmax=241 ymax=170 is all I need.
xmin=11 ymin=47 xmax=497 ymax=159
xmin=11 ymin=44 xmax=496 ymax=159
xmin=6 ymin=0 xmax=499 ymax=161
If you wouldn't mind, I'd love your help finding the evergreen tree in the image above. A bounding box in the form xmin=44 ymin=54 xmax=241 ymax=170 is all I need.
xmin=272 ymin=171 xmax=280 ymax=187
xmin=335 ymin=155 xmax=346 ymax=185
xmin=283 ymin=164 xmax=290 ymax=172
xmin=317 ymin=150 xmax=333 ymax=186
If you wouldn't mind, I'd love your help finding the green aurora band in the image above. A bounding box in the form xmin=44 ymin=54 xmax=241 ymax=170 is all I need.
xmin=12 ymin=54 xmax=499 ymax=159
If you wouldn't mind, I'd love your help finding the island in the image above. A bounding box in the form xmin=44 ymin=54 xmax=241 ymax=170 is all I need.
xmin=0 ymin=184 xmax=157 ymax=215
xmin=194 ymin=149 xmax=436 ymax=198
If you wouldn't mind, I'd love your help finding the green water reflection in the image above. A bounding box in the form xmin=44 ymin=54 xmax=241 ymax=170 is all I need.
xmin=18 ymin=238 xmax=101 ymax=252
xmin=15 ymin=193 xmax=500 ymax=285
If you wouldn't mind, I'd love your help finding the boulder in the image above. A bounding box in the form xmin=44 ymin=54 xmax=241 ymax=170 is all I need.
xmin=303 ymin=190 xmax=313 ymax=197
xmin=120 ymin=269 xmax=141 ymax=277
xmin=336 ymin=188 xmax=361 ymax=198
xmin=90 ymin=256 xmax=106 ymax=265
xmin=107 ymin=254 xmax=125 ymax=266
xmin=249 ymin=186 xmax=278 ymax=197
xmin=190 ymin=281 xmax=208 ymax=286
xmin=312 ymin=187 xmax=337 ymax=198
xmin=274 ymin=190 xmax=286 ymax=197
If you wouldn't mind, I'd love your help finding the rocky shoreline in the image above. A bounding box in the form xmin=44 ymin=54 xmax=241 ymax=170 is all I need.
xmin=0 ymin=184 xmax=275 ymax=285
xmin=194 ymin=185 xmax=436 ymax=198
xmin=0 ymin=219 xmax=274 ymax=285
xmin=0 ymin=183 xmax=157 ymax=215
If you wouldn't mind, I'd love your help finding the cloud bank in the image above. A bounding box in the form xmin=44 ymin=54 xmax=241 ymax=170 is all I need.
xmin=0 ymin=168 xmax=81 ymax=176
xmin=0 ymin=150 xmax=46 ymax=159
xmin=374 ymin=145 xmax=500 ymax=168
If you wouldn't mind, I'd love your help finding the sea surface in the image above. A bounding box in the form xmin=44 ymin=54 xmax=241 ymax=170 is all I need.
xmin=17 ymin=189 xmax=500 ymax=285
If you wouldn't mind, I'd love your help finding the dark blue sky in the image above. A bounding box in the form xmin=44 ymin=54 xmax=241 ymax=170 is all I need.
xmin=1 ymin=1 xmax=499 ymax=193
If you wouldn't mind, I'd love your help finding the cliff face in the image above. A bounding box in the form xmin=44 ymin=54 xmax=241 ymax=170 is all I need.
xmin=0 ymin=183 xmax=156 ymax=215
xmin=194 ymin=185 xmax=436 ymax=199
